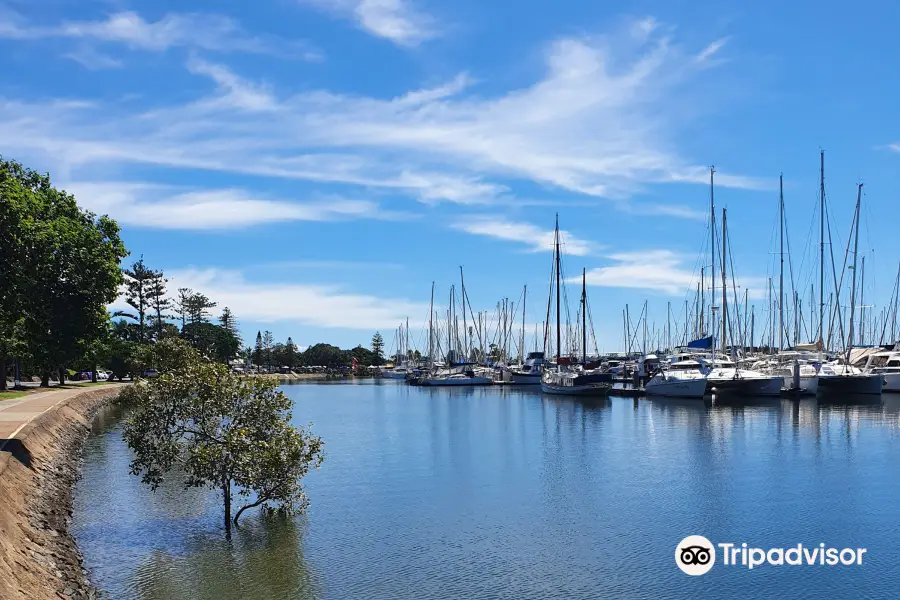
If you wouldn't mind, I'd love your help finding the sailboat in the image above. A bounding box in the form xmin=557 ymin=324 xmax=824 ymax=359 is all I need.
xmin=541 ymin=218 xmax=612 ymax=396
xmin=817 ymin=183 xmax=884 ymax=396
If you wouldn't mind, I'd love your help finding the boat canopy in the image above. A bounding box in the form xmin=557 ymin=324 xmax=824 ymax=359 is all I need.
xmin=687 ymin=336 xmax=713 ymax=350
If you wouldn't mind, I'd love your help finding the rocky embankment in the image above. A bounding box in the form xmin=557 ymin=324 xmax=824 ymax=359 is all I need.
xmin=0 ymin=387 xmax=121 ymax=600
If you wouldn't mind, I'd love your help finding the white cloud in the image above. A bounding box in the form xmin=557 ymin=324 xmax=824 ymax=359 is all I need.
xmin=300 ymin=0 xmax=435 ymax=46
xmin=0 ymin=11 xmax=321 ymax=59
xmin=155 ymin=268 xmax=428 ymax=329
xmin=0 ymin=18 xmax=763 ymax=216
xmin=696 ymin=37 xmax=728 ymax=63
xmin=62 ymin=181 xmax=407 ymax=229
xmin=581 ymin=249 xmax=767 ymax=297
xmin=888 ymin=144 xmax=900 ymax=153
xmin=451 ymin=217 xmax=596 ymax=256
xmin=62 ymin=46 xmax=123 ymax=70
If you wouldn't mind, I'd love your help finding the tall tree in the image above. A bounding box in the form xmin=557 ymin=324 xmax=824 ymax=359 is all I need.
xmin=149 ymin=270 xmax=171 ymax=340
xmin=219 ymin=307 xmax=241 ymax=345
xmin=263 ymin=330 xmax=275 ymax=370
xmin=371 ymin=332 xmax=385 ymax=366
xmin=174 ymin=288 xmax=193 ymax=331
xmin=0 ymin=157 xmax=127 ymax=386
xmin=286 ymin=337 xmax=296 ymax=369
xmin=121 ymin=339 xmax=324 ymax=533
xmin=119 ymin=258 xmax=156 ymax=344
xmin=253 ymin=331 xmax=264 ymax=368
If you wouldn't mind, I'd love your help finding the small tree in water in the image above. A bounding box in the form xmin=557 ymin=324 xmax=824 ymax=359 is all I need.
xmin=121 ymin=339 xmax=324 ymax=533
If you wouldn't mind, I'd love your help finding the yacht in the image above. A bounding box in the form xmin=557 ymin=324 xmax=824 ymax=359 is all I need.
xmin=863 ymin=350 xmax=900 ymax=392
xmin=510 ymin=352 xmax=547 ymax=384
xmin=702 ymin=355 xmax=783 ymax=397
xmin=644 ymin=358 xmax=708 ymax=398
xmin=418 ymin=364 xmax=493 ymax=386
xmin=541 ymin=364 xmax=613 ymax=396
xmin=817 ymin=362 xmax=884 ymax=395
xmin=751 ymin=352 xmax=820 ymax=395
xmin=380 ymin=365 xmax=409 ymax=380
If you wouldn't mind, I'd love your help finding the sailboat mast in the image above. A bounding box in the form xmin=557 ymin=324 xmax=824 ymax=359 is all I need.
xmin=846 ymin=184 xmax=863 ymax=363
xmin=459 ymin=267 xmax=467 ymax=360
xmin=521 ymin=285 xmax=527 ymax=364
xmin=721 ymin=208 xmax=728 ymax=357
xmin=582 ymin=268 xmax=587 ymax=364
xmin=555 ymin=215 xmax=561 ymax=361
xmin=819 ymin=151 xmax=826 ymax=344
xmin=710 ymin=167 xmax=716 ymax=344
xmin=779 ymin=174 xmax=785 ymax=352
xmin=429 ymin=282 xmax=434 ymax=368
xmin=860 ymin=256 xmax=866 ymax=347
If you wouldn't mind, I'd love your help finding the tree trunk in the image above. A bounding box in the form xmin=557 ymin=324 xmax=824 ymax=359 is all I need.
xmin=58 ymin=367 xmax=66 ymax=386
xmin=223 ymin=473 xmax=232 ymax=537
xmin=91 ymin=369 xmax=98 ymax=383
xmin=0 ymin=357 xmax=7 ymax=391
xmin=40 ymin=371 xmax=50 ymax=387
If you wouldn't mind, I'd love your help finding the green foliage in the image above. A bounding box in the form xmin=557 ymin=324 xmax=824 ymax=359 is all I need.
xmin=120 ymin=339 xmax=324 ymax=529
xmin=218 ymin=307 xmax=241 ymax=346
xmin=0 ymin=156 xmax=128 ymax=386
xmin=298 ymin=343 xmax=348 ymax=368
xmin=253 ymin=331 xmax=264 ymax=368
xmin=371 ymin=332 xmax=385 ymax=366
xmin=181 ymin=322 xmax=240 ymax=364
xmin=118 ymin=257 xmax=158 ymax=344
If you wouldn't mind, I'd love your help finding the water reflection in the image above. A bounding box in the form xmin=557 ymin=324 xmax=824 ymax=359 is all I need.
xmin=74 ymin=382 xmax=900 ymax=600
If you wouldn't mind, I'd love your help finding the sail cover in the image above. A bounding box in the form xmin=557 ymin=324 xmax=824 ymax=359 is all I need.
xmin=687 ymin=336 xmax=713 ymax=349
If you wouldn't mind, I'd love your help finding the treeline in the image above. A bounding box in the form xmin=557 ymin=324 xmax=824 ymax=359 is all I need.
xmin=1 ymin=157 xmax=128 ymax=388
xmin=247 ymin=333 xmax=392 ymax=370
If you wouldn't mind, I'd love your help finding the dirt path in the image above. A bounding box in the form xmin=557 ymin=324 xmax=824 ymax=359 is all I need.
xmin=0 ymin=384 xmax=124 ymax=599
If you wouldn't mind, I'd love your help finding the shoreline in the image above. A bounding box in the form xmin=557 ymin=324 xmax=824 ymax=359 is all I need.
xmin=0 ymin=386 xmax=122 ymax=600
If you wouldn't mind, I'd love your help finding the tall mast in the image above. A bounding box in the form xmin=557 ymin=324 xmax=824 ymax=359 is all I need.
xmin=459 ymin=267 xmax=467 ymax=359
xmin=846 ymin=184 xmax=863 ymax=363
xmin=721 ymin=208 xmax=728 ymax=357
xmin=779 ymin=173 xmax=784 ymax=352
xmin=582 ymin=269 xmax=587 ymax=364
xmin=521 ymin=285 xmax=527 ymax=364
xmin=860 ymin=255 xmax=866 ymax=347
xmin=710 ymin=166 xmax=716 ymax=345
xmin=447 ymin=287 xmax=453 ymax=363
xmin=555 ymin=215 xmax=561 ymax=361
xmin=405 ymin=317 xmax=409 ymax=362
xmin=700 ymin=267 xmax=705 ymax=335
xmin=429 ymin=282 xmax=434 ymax=368
xmin=643 ymin=300 xmax=648 ymax=355
xmin=819 ymin=151 xmax=826 ymax=344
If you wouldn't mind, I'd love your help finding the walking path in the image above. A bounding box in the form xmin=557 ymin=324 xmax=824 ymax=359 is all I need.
xmin=0 ymin=384 xmax=123 ymax=443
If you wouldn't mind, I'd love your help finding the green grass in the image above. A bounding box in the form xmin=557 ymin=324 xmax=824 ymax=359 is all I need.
xmin=0 ymin=390 xmax=31 ymax=400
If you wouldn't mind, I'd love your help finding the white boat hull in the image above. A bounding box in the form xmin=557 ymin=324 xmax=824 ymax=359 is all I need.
xmin=817 ymin=374 xmax=884 ymax=395
xmin=381 ymin=371 xmax=408 ymax=380
xmin=645 ymin=376 xmax=707 ymax=398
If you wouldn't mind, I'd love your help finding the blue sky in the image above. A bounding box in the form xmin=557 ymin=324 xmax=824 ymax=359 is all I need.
xmin=3 ymin=0 xmax=899 ymax=354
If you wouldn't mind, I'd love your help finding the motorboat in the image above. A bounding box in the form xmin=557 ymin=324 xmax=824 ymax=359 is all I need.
xmin=817 ymin=362 xmax=884 ymax=395
xmin=750 ymin=352 xmax=821 ymax=395
xmin=644 ymin=359 xmax=708 ymax=398
xmin=418 ymin=364 xmax=493 ymax=386
xmin=863 ymin=350 xmax=900 ymax=392
xmin=510 ymin=352 xmax=547 ymax=384
xmin=702 ymin=356 xmax=783 ymax=397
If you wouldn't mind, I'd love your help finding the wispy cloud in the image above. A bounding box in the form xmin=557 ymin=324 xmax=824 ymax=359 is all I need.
xmin=451 ymin=217 xmax=596 ymax=256
xmin=299 ymin=0 xmax=435 ymax=46
xmin=887 ymin=143 xmax=900 ymax=153
xmin=696 ymin=37 xmax=728 ymax=63
xmin=62 ymin=181 xmax=410 ymax=229
xmin=0 ymin=10 xmax=321 ymax=60
xmin=147 ymin=268 xmax=427 ymax=329
xmin=581 ymin=249 xmax=766 ymax=297
xmin=62 ymin=46 xmax=123 ymax=70
xmin=0 ymin=18 xmax=761 ymax=216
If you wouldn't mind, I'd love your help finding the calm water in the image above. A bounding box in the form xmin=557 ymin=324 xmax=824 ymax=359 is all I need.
xmin=73 ymin=382 xmax=900 ymax=599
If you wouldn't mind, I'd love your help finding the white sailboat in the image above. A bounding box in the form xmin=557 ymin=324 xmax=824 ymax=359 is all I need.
xmin=817 ymin=183 xmax=883 ymax=397
xmin=864 ymin=349 xmax=900 ymax=392
xmin=644 ymin=358 xmax=708 ymax=398
xmin=510 ymin=351 xmax=547 ymax=384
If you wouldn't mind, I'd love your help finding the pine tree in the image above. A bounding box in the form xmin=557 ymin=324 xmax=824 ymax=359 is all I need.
xmin=219 ymin=307 xmax=241 ymax=345
xmin=149 ymin=270 xmax=170 ymax=339
xmin=119 ymin=258 xmax=156 ymax=344
xmin=174 ymin=288 xmax=193 ymax=331
xmin=253 ymin=331 xmax=263 ymax=369
xmin=371 ymin=332 xmax=385 ymax=366
xmin=263 ymin=330 xmax=274 ymax=369
xmin=286 ymin=336 xmax=295 ymax=369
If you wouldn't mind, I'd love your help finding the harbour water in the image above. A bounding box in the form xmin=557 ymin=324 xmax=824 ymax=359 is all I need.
xmin=73 ymin=381 xmax=900 ymax=599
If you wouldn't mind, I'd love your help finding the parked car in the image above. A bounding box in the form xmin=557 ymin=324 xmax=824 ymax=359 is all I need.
xmin=142 ymin=369 xmax=159 ymax=378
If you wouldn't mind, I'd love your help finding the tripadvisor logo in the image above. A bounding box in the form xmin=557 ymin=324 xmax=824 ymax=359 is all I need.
xmin=675 ymin=536 xmax=867 ymax=575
